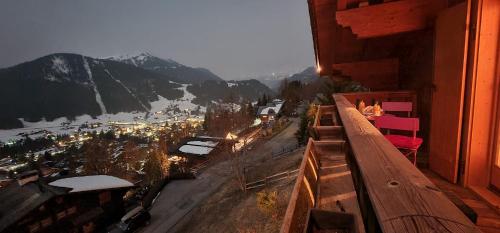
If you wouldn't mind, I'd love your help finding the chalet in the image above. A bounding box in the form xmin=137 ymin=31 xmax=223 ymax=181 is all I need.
xmin=256 ymin=99 xmax=285 ymax=123
xmin=0 ymin=175 xmax=134 ymax=233
xmin=282 ymin=0 xmax=500 ymax=232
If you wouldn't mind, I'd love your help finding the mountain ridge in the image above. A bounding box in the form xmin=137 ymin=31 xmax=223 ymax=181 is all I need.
xmin=0 ymin=53 xmax=274 ymax=129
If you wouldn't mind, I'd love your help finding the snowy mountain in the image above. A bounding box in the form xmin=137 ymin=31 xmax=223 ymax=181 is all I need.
xmin=286 ymin=67 xmax=319 ymax=84
xmin=0 ymin=53 xmax=183 ymax=127
xmin=253 ymin=67 xmax=318 ymax=91
xmin=105 ymin=52 xmax=223 ymax=84
xmin=0 ymin=53 xmax=274 ymax=129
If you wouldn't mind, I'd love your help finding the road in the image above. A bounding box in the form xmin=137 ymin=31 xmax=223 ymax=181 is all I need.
xmin=141 ymin=118 xmax=299 ymax=233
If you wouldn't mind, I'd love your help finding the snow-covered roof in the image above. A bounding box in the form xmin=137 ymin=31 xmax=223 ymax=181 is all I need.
xmin=179 ymin=145 xmax=214 ymax=155
xmin=186 ymin=140 xmax=219 ymax=147
xmin=258 ymin=102 xmax=284 ymax=116
xmin=49 ymin=175 xmax=134 ymax=193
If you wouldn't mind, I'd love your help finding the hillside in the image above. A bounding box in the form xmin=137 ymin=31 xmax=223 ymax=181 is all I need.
xmin=187 ymin=79 xmax=275 ymax=105
xmin=0 ymin=53 xmax=275 ymax=129
xmin=0 ymin=53 xmax=186 ymax=123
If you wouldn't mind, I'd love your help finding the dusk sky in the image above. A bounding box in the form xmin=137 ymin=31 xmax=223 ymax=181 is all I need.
xmin=0 ymin=0 xmax=314 ymax=80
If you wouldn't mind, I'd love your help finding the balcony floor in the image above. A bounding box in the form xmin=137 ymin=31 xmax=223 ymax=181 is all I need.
xmin=422 ymin=169 xmax=500 ymax=233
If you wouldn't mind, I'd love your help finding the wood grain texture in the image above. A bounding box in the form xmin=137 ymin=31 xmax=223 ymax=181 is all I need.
xmin=333 ymin=94 xmax=481 ymax=233
xmin=429 ymin=2 xmax=469 ymax=183
xmin=462 ymin=0 xmax=500 ymax=190
xmin=317 ymin=147 xmax=365 ymax=233
xmin=336 ymin=0 xmax=447 ymax=38
xmin=332 ymin=59 xmax=399 ymax=90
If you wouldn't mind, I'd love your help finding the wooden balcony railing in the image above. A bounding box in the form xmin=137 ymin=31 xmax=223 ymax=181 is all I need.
xmin=281 ymin=93 xmax=481 ymax=233
xmin=280 ymin=139 xmax=321 ymax=233
xmin=342 ymin=90 xmax=417 ymax=116
xmin=313 ymin=105 xmax=343 ymax=140
xmin=280 ymin=138 xmax=365 ymax=233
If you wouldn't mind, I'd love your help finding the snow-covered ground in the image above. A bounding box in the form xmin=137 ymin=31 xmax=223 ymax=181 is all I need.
xmin=0 ymin=85 xmax=205 ymax=143
xmin=83 ymin=56 xmax=107 ymax=114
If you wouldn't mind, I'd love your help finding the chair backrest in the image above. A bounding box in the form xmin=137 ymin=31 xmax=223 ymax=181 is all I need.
xmin=382 ymin=102 xmax=412 ymax=116
xmin=375 ymin=116 xmax=419 ymax=138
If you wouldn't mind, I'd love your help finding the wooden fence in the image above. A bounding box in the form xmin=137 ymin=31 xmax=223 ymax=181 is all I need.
xmin=271 ymin=144 xmax=301 ymax=159
xmin=245 ymin=169 xmax=299 ymax=190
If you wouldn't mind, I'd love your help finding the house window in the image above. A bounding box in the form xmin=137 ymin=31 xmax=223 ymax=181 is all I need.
xmin=67 ymin=206 xmax=77 ymax=215
xmin=56 ymin=211 xmax=66 ymax=220
xmin=82 ymin=222 xmax=95 ymax=233
xmin=55 ymin=197 xmax=64 ymax=204
xmin=40 ymin=217 xmax=52 ymax=228
xmin=28 ymin=222 xmax=40 ymax=233
xmin=99 ymin=191 xmax=111 ymax=205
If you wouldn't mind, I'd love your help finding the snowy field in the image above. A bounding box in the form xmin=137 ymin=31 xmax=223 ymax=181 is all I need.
xmin=0 ymin=84 xmax=205 ymax=143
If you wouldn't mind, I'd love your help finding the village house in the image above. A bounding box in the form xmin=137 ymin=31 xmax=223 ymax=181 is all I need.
xmin=256 ymin=99 xmax=285 ymax=123
xmin=0 ymin=174 xmax=134 ymax=233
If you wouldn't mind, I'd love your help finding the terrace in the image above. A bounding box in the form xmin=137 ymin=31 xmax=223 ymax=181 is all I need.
xmin=300 ymin=0 xmax=500 ymax=231
xmin=281 ymin=92 xmax=493 ymax=233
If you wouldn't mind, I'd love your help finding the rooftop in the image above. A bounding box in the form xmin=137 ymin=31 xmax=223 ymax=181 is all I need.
xmin=49 ymin=175 xmax=134 ymax=193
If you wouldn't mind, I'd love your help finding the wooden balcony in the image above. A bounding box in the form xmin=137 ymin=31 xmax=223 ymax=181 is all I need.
xmin=280 ymin=94 xmax=480 ymax=233
xmin=313 ymin=105 xmax=343 ymax=140
xmin=336 ymin=0 xmax=447 ymax=38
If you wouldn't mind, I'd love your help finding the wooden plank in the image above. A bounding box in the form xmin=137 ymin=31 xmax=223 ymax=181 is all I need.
xmin=462 ymin=0 xmax=500 ymax=191
xmin=312 ymin=140 xmax=365 ymax=233
xmin=429 ymin=2 xmax=469 ymax=183
xmin=281 ymin=139 xmax=316 ymax=233
xmin=333 ymin=94 xmax=480 ymax=233
xmin=308 ymin=0 xmax=337 ymax=76
xmin=332 ymin=59 xmax=399 ymax=90
xmin=314 ymin=125 xmax=344 ymax=141
xmin=337 ymin=0 xmax=359 ymax=11
xmin=336 ymin=0 xmax=447 ymax=38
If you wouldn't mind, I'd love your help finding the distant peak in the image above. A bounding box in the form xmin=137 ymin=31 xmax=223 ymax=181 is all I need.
xmin=104 ymin=51 xmax=153 ymax=61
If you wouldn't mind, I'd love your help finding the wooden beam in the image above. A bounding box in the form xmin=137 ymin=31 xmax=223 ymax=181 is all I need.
xmin=336 ymin=0 xmax=447 ymax=38
xmin=309 ymin=0 xmax=337 ymax=76
xmin=333 ymin=94 xmax=480 ymax=232
xmin=332 ymin=59 xmax=399 ymax=90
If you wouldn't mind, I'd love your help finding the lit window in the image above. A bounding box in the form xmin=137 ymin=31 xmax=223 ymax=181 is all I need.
xmin=41 ymin=217 xmax=52 ymax=228
xmin=99 ymin=191 xmax=111 ymax=205
xmin=67 ymin=206 xmax=77 ymax=215
xmin=56 ymin=211 xmax=66 ymax=220
xmin=28 ymin=223 xmax=40 ymax=233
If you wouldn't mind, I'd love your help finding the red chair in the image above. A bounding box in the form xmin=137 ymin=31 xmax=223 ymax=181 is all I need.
xmin=375 ymin=116 xmax=422 ymax=165
xmin=381 ymin=101 xmax=413 ymax=117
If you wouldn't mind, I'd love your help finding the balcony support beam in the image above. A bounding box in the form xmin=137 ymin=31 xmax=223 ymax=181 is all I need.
xmin=332 ymin=58 xmax=399 ymax=90
xmin=336 ymin=0 xmax=447 ymax=38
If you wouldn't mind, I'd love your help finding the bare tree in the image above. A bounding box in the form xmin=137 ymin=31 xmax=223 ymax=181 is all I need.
xmin=143 ymin=144 xmax=170 ymax=185
xmin=82 ymin=138 xmax=118 ymax=175
xmin=227 ymin=127 xmax=257 ymax=192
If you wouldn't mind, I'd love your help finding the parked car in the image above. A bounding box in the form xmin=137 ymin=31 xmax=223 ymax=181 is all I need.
xmin=109 ymin=206 xmax=151 ymax=233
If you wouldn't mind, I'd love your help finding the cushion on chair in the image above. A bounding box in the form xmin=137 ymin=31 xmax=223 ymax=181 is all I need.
xmin=384 ymin=135 xmax=423 ymax=150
